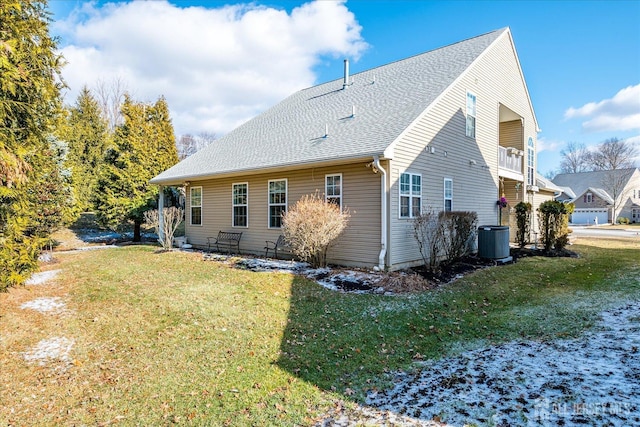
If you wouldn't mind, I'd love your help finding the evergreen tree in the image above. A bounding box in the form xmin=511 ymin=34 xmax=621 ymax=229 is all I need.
xmin=62 ymin=86 xmax=108 ymax=211
xmin=0 ymin=0 xmax=65 ymax=290
xmin=93 ymin=95 xmax=178 ymax=241
xmin=24 ymin=136 xmax=74 ymax=237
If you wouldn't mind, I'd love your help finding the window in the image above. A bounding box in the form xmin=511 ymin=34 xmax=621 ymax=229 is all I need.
xmin=444 ymin=178 xmax=453 ymax=212
xmin=466 ymin=92 xmax=476 ymax=138
xmin=325 ymin=174 xmax=342 ymax=209
xmin=268 ymin=179 xmax=287 ymax=228
xmin=527 ymin=137 xmax=535 ymax=185
xmin=400 ymin=172 xmax=421 ymax=218
xmin=585 ymin=192 xmax=593 ymax=203
xmin=232 ymin=183 xmax=248 ymax=227
xmin=190 ymin=187 xmax=202 ymax=226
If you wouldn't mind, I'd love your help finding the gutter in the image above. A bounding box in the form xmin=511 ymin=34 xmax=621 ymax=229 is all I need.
xmin=373 ymin=155 xmax=387 ymax=271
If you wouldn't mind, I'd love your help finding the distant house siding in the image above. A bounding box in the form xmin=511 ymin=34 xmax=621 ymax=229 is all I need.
xmin=387 ymin=32 xmax=538 ymax=269
xmin=184 ymin=162 xmax=381 ymax=267
xmin=620 ymin=170 xmax=640 ymax=221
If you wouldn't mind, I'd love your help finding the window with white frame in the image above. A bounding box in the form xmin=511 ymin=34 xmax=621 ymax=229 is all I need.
xmin=527 ymin=137 xmax=535 ymax=185
xmin=400 ymin=172 xmax=421 ymax=218
xmin=325 ymin=174 xmax=342 ymax=209
xmin=268 ymin=179 xmax=287 ymax=228
xmin=466 ymin=92 xmax=476 ymax=138
xmin=232 ymin=183 xmax=248 ymax=227
xmin=190 ymin=186 xmax=202 ymax=226
xmin=444 ymin=178 xmax=453 ymax=212
xmin=585 ymin=192 xmax=593 ymax=203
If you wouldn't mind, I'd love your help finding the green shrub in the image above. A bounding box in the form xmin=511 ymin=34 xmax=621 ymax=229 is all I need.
xmin=514 ymin=202 xmax=532 ymax=248
xmin=617 ymin=217 xmax=630 ymax=225
xmin=537 ymin=200 xmax=574 ymax=252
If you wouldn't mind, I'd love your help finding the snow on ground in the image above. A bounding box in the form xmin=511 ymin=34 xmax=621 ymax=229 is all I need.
xmin=75 ymin=229 xmax=156 ymax=243
xmin=214 ymin=254 xmax=388 ymax=293
xmin=20 ymin=297 xmax=67 ymax=315
xmin=22 ymin=337 xmax=75 ymax=367
xmin=319 ymin=302 xmax=640 ymax=427
xmin=71 ymin=244 xmax=119 ymax=251
xmin=25 ymin=269 xmax=61 ymax=286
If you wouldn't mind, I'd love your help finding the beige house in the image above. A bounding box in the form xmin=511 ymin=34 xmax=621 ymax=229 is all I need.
xmin=151 ymin=27 xmax=546 ymax=270
xmin=554 ymin=168 xmax=640 ymax=224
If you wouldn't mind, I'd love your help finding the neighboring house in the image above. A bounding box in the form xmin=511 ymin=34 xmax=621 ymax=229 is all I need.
xmin=151 ymin=27 xmax=546 ymax=270
xmin=553 ymin=168 xmax=640 ymax=224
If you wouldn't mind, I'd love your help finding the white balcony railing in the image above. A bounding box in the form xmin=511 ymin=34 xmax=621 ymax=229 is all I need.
xmin=498 ymin=146 xmax=523 ymax=174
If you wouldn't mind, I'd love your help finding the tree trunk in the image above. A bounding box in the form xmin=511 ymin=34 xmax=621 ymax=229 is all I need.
xmin=133 ymin=219 xmax=141 ymax=242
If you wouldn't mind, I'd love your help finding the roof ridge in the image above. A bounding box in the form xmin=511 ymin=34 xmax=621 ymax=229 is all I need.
xmin=302 ymin=27 xmax=509 ymax=92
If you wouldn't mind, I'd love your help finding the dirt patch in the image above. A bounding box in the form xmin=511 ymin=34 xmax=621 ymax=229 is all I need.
xmin=412 ymin=255 xmax=497 ymax=286
xmin=510 ymin=246 xmax=579 ymax=260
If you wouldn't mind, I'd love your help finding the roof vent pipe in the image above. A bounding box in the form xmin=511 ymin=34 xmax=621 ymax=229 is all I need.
xmin=343 ymin=59 xmax=349 ymax=89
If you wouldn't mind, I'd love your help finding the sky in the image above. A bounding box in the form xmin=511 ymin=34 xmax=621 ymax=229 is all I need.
xmin=48 ymin=0 xmax=640 ymax=177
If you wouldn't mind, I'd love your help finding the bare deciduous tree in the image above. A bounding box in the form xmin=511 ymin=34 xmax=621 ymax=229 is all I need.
xmin=591 ymin=137 xmax=638 ymax=171
xmin=144 ymin=206 xmax=184 ymax=250
xmin=176 ymin=132 xmax=217 ymax=160
xmin=600 ymin=169 xmax=634 ymax=224
xmin=559 ymin=141 xmax=591 ymax=173
xmin=94 ymin=76 xmax=128 ymax=131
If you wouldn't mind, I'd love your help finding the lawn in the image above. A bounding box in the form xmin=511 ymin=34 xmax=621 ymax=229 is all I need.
xmin=1 ymin=237 xmax=638 ymax=426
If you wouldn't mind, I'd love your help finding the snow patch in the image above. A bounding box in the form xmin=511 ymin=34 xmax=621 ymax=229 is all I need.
xmin=25 ymin=269 xmax=61 ymax=285
xmin=20 ymin=297 xmax=67 ymax=314
xmin=359 ymin=301 xmax=640 ymax=426
xmin=23 ymin=337 xmax=75 ymax=367
xmin=208 ymin=254 xmax=388 ymax=293
xmin=73 ymin=244 xmax=119 ymax=251
xmin=236 ymin=257 xmax=309 ymax=273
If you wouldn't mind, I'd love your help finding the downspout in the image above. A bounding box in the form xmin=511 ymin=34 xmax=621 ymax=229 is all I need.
xmin=373 ymin=156 xmax=387 ymax=271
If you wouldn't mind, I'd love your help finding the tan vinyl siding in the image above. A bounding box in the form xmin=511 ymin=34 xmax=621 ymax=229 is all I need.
xmin=389 ymin=32 xmax=538 ymax=268
xmin=185 ymin=162 xmax=381 ymax=267
xmin=499 ymin=120 xmax=523 ymax=149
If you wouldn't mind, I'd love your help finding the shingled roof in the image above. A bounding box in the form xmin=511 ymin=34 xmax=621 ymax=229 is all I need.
xmin=552 ymin=168 xmax=638 ymax=201
xmin=151 ymin=28 xmax=509 ymax=185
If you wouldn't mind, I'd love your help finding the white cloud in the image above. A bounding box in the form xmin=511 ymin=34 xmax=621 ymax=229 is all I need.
xmin=564 ymin=84 xmax=640 ymax=133
xmin=536 ymin=136 xmax=562 ymax=153
xmin=55 ymin=0 xmax=367 ymax=136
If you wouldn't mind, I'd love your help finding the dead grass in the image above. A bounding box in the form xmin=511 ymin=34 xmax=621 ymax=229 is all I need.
xmin=1 ymin=236 xmax=639 ymax=426
xmin=574 ymin=236 xmax=640 ymax=249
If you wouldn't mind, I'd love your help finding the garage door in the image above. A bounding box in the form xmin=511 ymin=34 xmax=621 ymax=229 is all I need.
xmin=571 ymin=209 xmax=608 ymax=225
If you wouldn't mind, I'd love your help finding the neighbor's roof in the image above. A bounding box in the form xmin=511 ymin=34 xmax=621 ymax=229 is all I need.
xmin=552 ymin=168 xmax=638 ymax=200
xmin=571 ymin=187 xmax=614 ymax=205
xmin=556 ymin=186 xmax=576 ymax=199
xmin=535 ymin=173 xmax=563 ymax=193
xmin=152 ymin=28 xmax=510 ymax=185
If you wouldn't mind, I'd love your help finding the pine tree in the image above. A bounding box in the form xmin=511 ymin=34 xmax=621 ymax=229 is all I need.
xmin=0 ymin=0 xmax=65 ymax=290
xmin=62 ymin=86 xmax=109 ymax=211
xmin=93 ymin=95 xmax=178 ymax=241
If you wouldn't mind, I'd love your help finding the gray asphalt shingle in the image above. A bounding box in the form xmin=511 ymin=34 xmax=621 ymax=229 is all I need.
xmin=151 ymin=28 xmax=507 ymax=185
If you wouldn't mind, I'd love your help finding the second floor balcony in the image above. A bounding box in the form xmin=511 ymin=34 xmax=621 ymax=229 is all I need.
xmin=498 ymin=146 xmax=524 ymax=180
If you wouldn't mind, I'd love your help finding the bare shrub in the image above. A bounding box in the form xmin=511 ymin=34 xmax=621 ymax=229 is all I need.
xmin=414 ymin=210 xmax=478 ymax=271
xmin=282 ymin=193 xmax=350 ymax=268
xmin=144 ymin=206 xmax=184 ymax=250
xmin=438 ymin=211 xmax=478 ymax=261
xmin=412 ymin=208 xmax=442 ymax=271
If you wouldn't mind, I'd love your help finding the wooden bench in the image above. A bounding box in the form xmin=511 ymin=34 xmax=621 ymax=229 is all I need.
xmin=208 ymin=231 xmax=242 ymax=254
xmin=264 ymin=235 xmax=292 ymax=259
